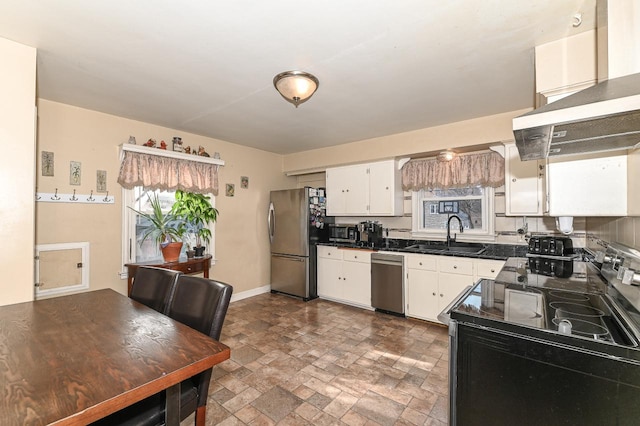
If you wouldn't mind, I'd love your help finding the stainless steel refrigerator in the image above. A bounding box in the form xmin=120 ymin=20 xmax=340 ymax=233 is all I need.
xmin=268 ymin=187 xmax=330 ymax=301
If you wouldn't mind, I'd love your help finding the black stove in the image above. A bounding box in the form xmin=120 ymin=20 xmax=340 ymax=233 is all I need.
xmin=444 ymin=240 xmax=640 ymax=426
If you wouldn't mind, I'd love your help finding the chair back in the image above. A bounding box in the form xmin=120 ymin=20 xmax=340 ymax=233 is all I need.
xmin=130 ymin=266 xmax=182 ymax=314
xmin=168 ymin=276 xmax=233 ymax=410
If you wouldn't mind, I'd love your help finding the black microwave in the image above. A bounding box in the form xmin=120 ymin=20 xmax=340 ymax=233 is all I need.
xmin=328 ymin=224 xmax=358 ymax=243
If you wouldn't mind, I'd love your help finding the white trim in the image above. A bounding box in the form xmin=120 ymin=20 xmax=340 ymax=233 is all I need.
xmin=230 ymin=285 xmax=271 ymax=303
xmin=35 ymin=242 xmax=90 ymax=299
xmin=120 ymin=143 xmax=225 ymax=166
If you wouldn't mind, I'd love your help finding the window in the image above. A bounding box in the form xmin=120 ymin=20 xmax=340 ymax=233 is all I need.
xmin=412 ymin=186 xmax=495 ymax=241
xmin=121 ymin=187 xmax=216 ymax=269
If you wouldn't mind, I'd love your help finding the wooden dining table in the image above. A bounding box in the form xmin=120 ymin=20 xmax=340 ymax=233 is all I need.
xmin=0 ymin=289 xmax=230 ymax=425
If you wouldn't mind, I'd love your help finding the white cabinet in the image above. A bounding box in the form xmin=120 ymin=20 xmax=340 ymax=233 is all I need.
xmin=405 ymin=255 xmax=439 ymax=320
xmin=325 ymin=164 xmax=369 ymax=215
xmin=504 ymin=143 xmax=545 ymax=216
xmin=405 ymin=255 xmax=504 ymax=323
xmin=317 ymin=246 xmax=372 ymax=308
xmin=326 ymin=160 xmax=403 ymax=216
xmin=475 ymin=259 xmax=505 ymax=281
xmin=547 ymin=152 xmax=628 ymax=216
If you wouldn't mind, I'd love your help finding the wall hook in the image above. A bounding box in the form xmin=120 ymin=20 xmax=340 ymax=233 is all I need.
xmin=103 ymin=191 xmax=110 ymax=202
xmin=70 ymin=189 xmax=78 ymax=201
xmin=51 ymin=188 xmax=61 ymax=201
xmin=87 ymin=190 xmax=95 ymax=202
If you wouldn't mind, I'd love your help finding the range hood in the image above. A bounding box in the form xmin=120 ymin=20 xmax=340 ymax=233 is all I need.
xmin=513 ymin=72 xmax=640 ymax=161
xmin=513 ymin=0 xmax=640 ymax=161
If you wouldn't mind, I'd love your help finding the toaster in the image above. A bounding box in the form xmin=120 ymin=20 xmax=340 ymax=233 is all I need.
xmin=528 ymin=236 xmax=573 ymax=257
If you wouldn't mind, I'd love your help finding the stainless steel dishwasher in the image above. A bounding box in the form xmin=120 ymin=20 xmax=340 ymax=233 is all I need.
xmin=371 ymin=253 xmax=404 ymax=315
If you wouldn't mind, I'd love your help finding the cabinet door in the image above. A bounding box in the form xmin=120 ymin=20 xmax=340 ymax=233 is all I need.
xmin=406 ymin=268 xmax=439 ymax=321
xmin=505 ymin=143 xmax=544 ymax=216
xmin=368 ymin=160 xmax=398 ymax=215
xmin=342 ymin=260 xmax=371 ymax=308
xmin=344 ymin=164 xmax=370 ymax=215
xmin=326 ymin=164 xmax=369 ymax=216
xmin=317 ymin=257 xmax=343 ymax=300
xmin=475 ymin=259 xmax=505 ymax=280
xmin=438 ymin=272 xmax=474 ymax=313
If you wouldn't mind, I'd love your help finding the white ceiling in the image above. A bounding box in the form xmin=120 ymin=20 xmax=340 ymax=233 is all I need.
xmin=0 ymin=1 xmax=595 ymax=154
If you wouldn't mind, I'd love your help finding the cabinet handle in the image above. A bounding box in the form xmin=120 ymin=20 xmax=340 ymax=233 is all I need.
xmin=385 ymin=186 xmax=389 ymax=190
xmin=432 ymin=292 xmax=436 ymax=296
xmin=419 ymin=262 xmax=422 ymax=266
xmin=440 ymin=293 xmax=443 ymax=297
xmin=454 ymin=265 xmax=457 ymax=269
xmin=338 ymin=277 xmax=342 ymax=280
xmin=512 ymin=178 xmax=516 ymax=182
xmin=491 ymin=269 xmax=495 ymax=273
xmin=354 ymin=255 xmax=358 ymax=259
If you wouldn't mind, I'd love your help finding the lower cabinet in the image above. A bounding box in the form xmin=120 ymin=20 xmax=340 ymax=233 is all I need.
xmin=317 ymin=246 xmax=372 ymax=309
xmin=405 ymin=255 xmax=505 ymax=323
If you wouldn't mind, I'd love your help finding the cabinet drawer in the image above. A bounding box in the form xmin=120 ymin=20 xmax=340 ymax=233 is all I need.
xmin=476 ymin=260 xmax=505 ymax=279
xmin=439 ymin=257 xmax=473 ymax=275
xmin=342 ymin=249 xmax=371 ymax=263
xmin=406 ymin=255 xmax=437 ymax=271
xmin=317 ymin=245 xmax=343 ymax=260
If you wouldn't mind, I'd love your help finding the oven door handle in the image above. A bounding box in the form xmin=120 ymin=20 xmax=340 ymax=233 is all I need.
xmin=437 ymin=284 xmax=474 ymax=325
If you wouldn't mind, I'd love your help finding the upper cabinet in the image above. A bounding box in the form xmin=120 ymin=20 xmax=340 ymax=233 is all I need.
xmin=326 ymin=160 xmax=403 ymax=216
xmin=504 ymin=143 xmax=545 ymax=216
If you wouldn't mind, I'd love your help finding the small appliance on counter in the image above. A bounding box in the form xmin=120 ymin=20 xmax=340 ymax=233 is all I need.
xmin=358 ymin=221 xmax=383 ymax=247
xmin=527 ymin=236 xmax=573 ymax=257
xmin=328 ymin=223 xmax=359 ymax=244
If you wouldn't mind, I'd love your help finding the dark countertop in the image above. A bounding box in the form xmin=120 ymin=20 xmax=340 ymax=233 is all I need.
xmin=318 ymin=239 xmax=528 ymax=261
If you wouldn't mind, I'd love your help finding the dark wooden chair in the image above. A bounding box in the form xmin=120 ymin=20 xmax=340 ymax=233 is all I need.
xmin=129 ymin=266 xmax=182 ymax=314
xmin=91 ymin=276 xmax=233 ymax=426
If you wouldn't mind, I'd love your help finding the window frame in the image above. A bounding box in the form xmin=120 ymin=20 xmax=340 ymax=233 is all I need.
xmin=120 ymin=187 xmax=217 ymax=276
xmin=411 ymin=186 xmax=495 ymax=242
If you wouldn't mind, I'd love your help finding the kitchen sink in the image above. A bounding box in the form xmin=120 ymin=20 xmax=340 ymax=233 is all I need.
xmin=405 ymin=242 xmax=487 ymax=255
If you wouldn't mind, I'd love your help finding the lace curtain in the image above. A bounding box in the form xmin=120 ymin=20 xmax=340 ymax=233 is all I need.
xmin=117 ymin=150 xmax=220 ymax=195
xmin=402 ymin=151 xmax=504 ymax=191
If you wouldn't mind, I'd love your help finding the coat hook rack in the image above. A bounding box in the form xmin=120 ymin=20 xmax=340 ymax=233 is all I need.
xmin=36 ymin=189 xmax=114 ymax=204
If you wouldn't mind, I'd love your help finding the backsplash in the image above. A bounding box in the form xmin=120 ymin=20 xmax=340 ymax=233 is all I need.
xmin=586 ymin=217 xmax=640 ymax=252
xmin=334 ymin=187 xmax=587 ymax=248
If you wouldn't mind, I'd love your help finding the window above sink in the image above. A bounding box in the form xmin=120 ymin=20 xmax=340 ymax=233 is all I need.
xmin=411 ymin=186 xmax=496 ymax=242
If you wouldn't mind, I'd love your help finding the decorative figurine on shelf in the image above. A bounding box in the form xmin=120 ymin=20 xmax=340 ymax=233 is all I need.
xmin=159 ymin=140 xmax=167 ymax=150
xmin=184 ymin=146 xmax=191 ymax=154
xmin=127 ymin=136 xmax=137 ymax=145
xmin=172 ymin=137 xmax=184 ymax=153
xmin=143 ymin=138 xmax=156 ymax=147
xmin=198 ymin=146 xmax=210 ymax=157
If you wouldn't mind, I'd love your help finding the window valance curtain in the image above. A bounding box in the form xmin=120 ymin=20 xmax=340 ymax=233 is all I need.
xmin=402 ymin=151 xmax=504 ymax=191
xmin=117 ymin=150 xmax=220 ymax=195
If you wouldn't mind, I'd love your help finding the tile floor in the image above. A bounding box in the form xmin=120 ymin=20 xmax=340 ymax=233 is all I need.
xmin=196 ymin=293 xmax=450 ymax=425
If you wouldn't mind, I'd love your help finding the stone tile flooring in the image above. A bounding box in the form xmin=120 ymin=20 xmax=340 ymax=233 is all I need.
xmin=197 ymin=293 xmax=450 ymax=425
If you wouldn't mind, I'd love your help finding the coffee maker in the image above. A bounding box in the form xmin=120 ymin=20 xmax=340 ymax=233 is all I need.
xmin=358 ymin=221 xmax=383 ymax=247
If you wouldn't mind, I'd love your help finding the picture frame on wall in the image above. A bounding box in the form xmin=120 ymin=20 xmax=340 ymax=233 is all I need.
xmin=42 ymin=151 xmax=54 ymax=176
xmin=241 ymin=176 xmax=249 ymax=189
xmin=70 ymin=161 xmax=81 ymax=185
xmin=226 ymin=184 xmax=235 ymax=197
xmin=97 ymin=170 xmax=107 ymax=192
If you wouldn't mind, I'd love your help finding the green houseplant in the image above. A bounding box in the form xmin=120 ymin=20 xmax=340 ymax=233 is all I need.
xmin=130 ymin=193 xmax=184 ymax=262
xmin=171 ymin=190 xmax=219 ymax=257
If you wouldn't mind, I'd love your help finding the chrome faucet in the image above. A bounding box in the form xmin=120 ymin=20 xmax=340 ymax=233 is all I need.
xmin=446 ymin=215 xmax=464 ymax=246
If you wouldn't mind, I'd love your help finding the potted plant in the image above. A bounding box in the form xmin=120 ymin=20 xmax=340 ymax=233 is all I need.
xmin=130 ymin=193 xmax=184 ymax=262
xmin=171 ymin=190 xmax=219 ymax=257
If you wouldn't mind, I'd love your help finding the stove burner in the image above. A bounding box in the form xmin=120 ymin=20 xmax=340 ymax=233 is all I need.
xmin=552 ymin=317 xmax=611 ymax=340
xmin=549 ymin=301 xmax=605 ymax=318
xmin=548 ymin=291 xmax=590 ymax=302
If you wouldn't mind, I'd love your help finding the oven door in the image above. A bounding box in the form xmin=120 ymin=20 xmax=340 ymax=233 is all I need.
xmin=449 ymin=321 xmax=640 ymax=426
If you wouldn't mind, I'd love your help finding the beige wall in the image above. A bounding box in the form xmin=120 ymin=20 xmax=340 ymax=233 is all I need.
xmin=36 ymin=100 xmax=295 ymax=296
xmin=0 ymin=38 xmax=36 ymax=306
xmin=282 ymin=108 xmax=530 ymax=174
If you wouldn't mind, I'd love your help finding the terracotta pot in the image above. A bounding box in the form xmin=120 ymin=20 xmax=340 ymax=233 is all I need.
xmin=161 ymin=242 xmax=183 ymax=262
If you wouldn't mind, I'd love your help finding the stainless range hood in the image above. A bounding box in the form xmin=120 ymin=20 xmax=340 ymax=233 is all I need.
xmin=513 ymin=72 xmax=640 ymax=161
xmin=513 ymin=0 xmax=640 ymax=161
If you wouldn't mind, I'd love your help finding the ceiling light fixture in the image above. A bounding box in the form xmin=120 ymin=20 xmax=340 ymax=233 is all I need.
xmin=273 ymin=71 xmax=319 ymax=108
xmin=437 ymin=151 xmax=456 ymax=162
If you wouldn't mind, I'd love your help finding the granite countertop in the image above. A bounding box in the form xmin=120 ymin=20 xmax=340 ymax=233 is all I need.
xmin=318 ymin=239 xmax=528 ymax=261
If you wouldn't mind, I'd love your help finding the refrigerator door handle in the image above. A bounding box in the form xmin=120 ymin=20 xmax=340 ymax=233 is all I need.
xmin=268 ymin=202 xmax=275 ymax=244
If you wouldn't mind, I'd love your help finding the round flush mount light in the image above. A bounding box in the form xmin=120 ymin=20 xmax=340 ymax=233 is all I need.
xmin=273 ymin=71 xmax=319 ymax=108
xmin=437 ymin=151 xmax=456 ymax=162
